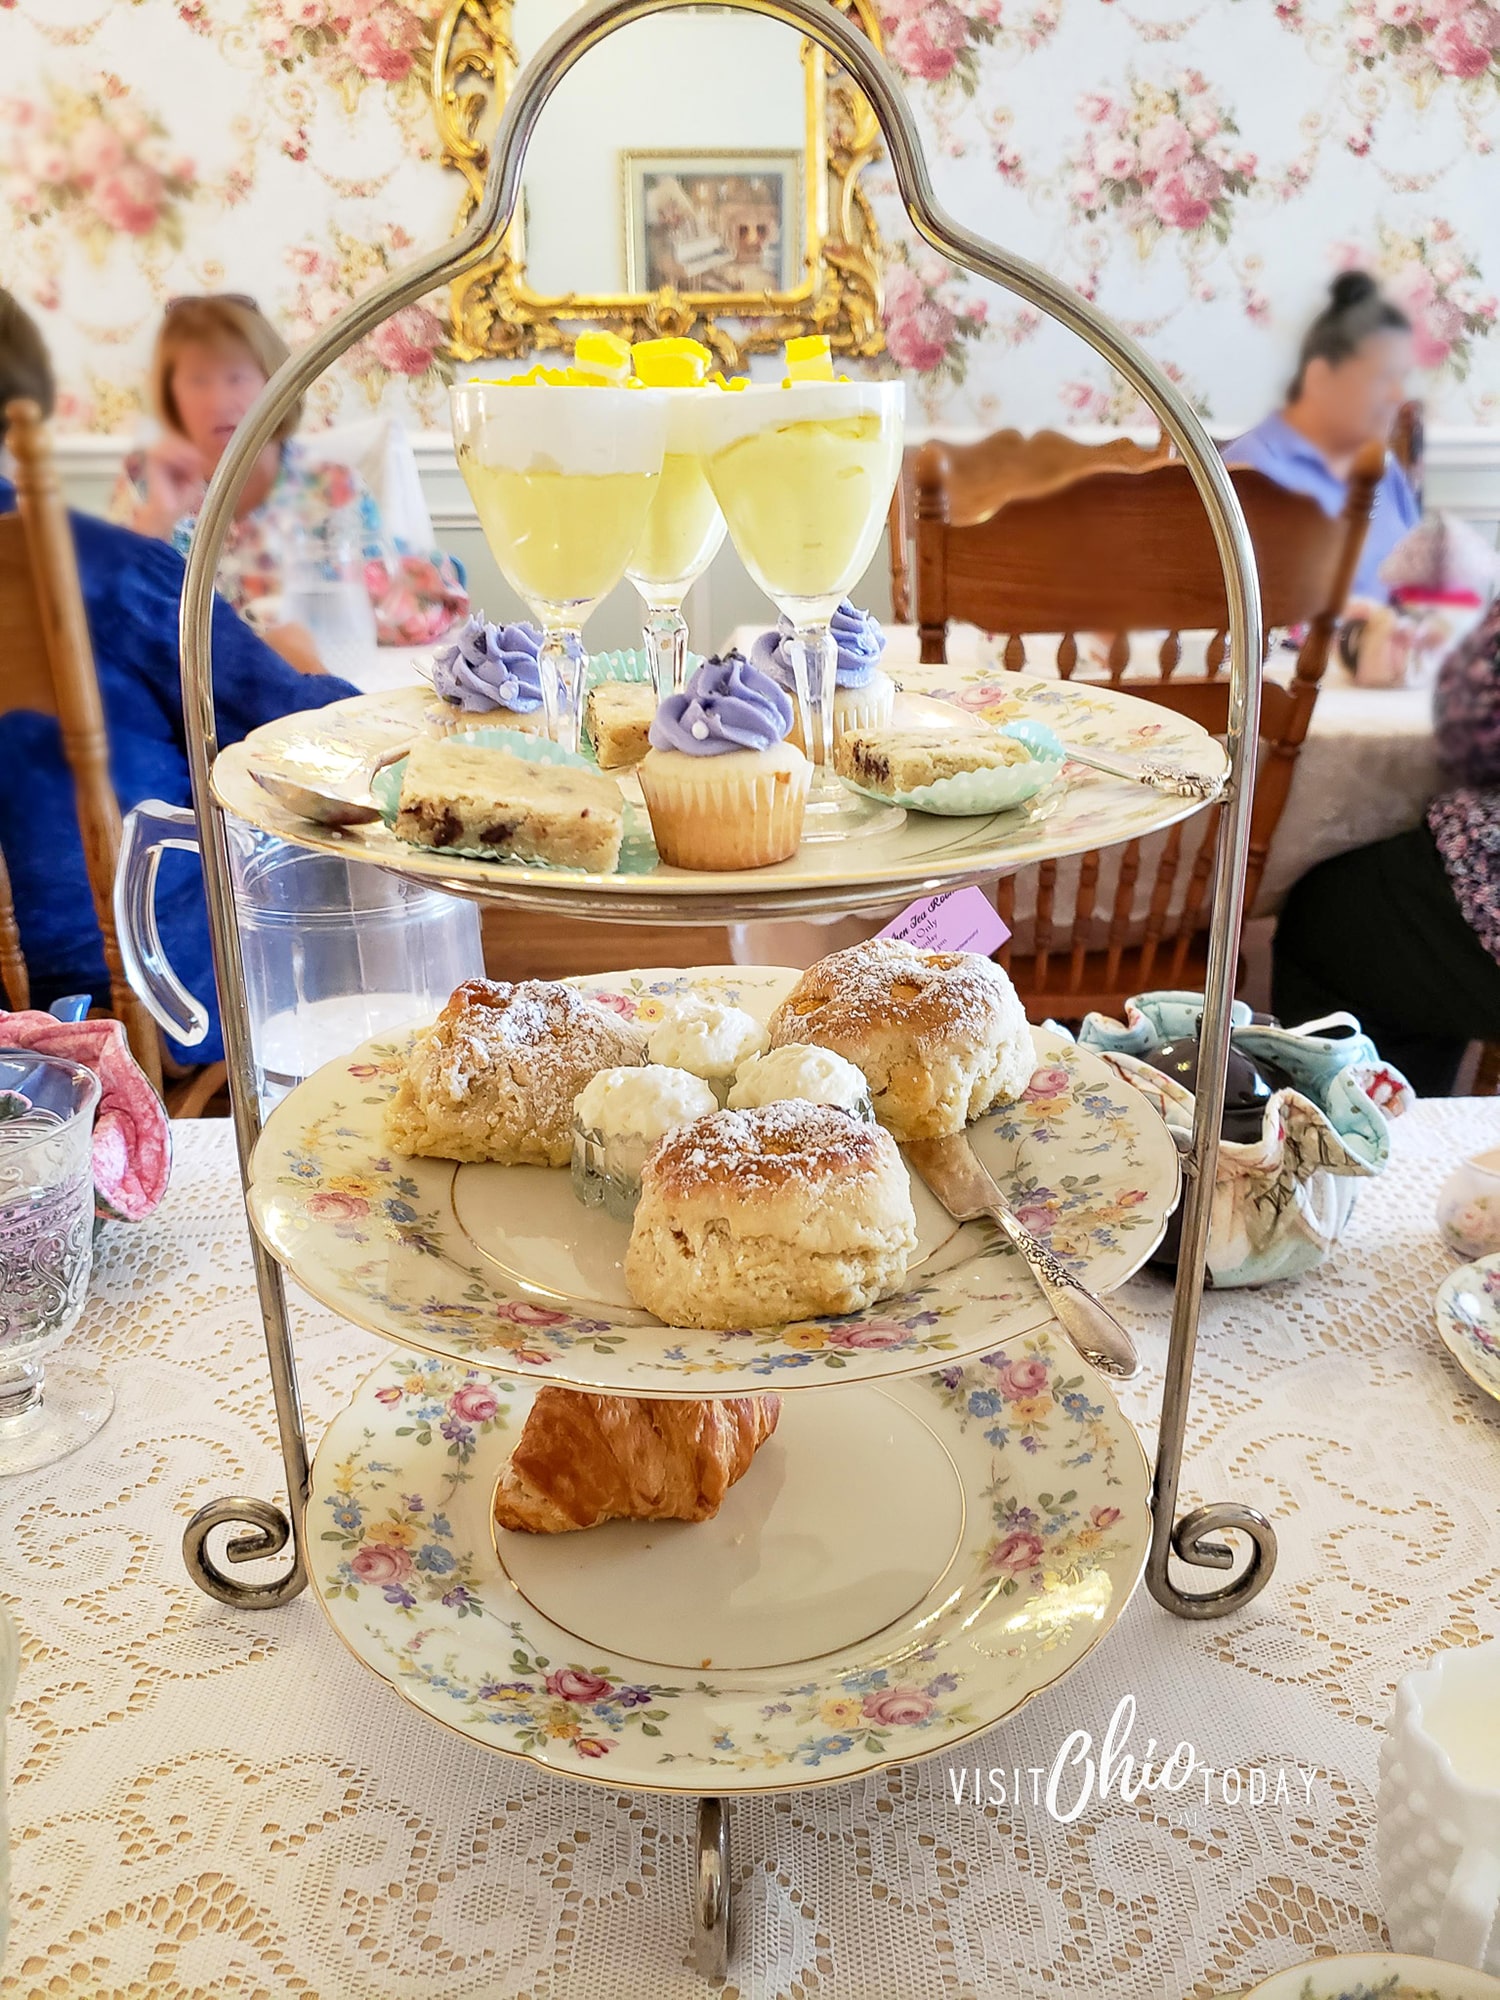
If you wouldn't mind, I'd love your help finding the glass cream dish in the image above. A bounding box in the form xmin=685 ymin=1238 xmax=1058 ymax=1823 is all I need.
xmin=571 ymin=1065 xmax=719 ymax=1221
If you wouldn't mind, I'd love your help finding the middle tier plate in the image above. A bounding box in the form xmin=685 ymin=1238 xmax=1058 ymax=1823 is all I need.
xmin=249 ymin=965 xmax=1179 ymax=1395
xmin=213 ymin=670 xmax=1228 ymax=921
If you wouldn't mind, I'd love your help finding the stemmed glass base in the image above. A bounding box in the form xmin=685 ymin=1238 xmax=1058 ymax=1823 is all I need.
xmin=787 ymin=623 xmax=906 ymax=843
xmin=0 ymin=1361 xmax=113 ymax=1477
xmin=641 ymin=603 xmax=691 ymax=699
xmin=538 ymin=628 xmax=588 ymax=757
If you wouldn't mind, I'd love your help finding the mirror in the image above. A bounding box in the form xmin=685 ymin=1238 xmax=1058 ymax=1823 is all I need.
xmin=433 ymin=0 xmax=888 ymax=372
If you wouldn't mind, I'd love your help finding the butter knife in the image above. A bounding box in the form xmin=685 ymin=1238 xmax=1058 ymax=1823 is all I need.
xmin=903 ymin=1133 xmax=1140 ymax=1380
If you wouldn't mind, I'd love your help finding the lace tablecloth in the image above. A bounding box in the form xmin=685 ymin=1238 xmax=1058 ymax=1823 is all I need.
xmin=5 ymin=1106 xmax=1499 ymax=2000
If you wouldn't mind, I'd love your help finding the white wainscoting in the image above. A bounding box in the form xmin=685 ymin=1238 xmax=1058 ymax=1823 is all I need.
xmin=52 ymin=426 xmax=1500 ymax=658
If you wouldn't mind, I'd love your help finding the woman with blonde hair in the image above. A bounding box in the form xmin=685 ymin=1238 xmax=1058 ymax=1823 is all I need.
xmin=112 ymin=293 xmax=466 ymax=660
xmin=0 ymin=286 xmax=360 ymax=1061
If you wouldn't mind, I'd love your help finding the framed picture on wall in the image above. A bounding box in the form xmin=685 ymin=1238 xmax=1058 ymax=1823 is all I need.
xmin=622 ymin=151 xmax=802 ymax=297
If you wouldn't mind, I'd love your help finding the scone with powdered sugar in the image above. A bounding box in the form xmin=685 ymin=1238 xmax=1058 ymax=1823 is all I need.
xmin=624 ymin=1102 xmax=917 ymax=1331
xmin=767 ymin=938 xmax=1035 ymax=1142
xmin=384 ymin=978 xmax=645 ymax=1167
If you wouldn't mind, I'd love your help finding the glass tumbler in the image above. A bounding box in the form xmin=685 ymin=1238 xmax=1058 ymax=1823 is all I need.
xmin=0 ymin=1049 xmax=108 ymax=1477
xmin=117 ymin=808 xmax=486 ymax=1112
xmin=282 ymin=523 xmax=379 ymax=681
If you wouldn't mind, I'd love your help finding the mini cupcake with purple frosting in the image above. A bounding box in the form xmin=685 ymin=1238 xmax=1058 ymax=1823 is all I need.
xmin=749 ymin=598 xmax=896 ymax=751
xmin=638 ymin=651 xmax=811 ymax=871
xmin=425 ymin=614 xmax=548 ymax=735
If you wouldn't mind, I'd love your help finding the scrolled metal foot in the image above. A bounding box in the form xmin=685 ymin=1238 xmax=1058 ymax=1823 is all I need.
xmin=693 ymin=1796 xmax=732 ymax=1981
xmin=182 ymin=1495 xmax=307 ymax=1609
xmin=1146 ymin=1501 xmax=1277 ymax=1619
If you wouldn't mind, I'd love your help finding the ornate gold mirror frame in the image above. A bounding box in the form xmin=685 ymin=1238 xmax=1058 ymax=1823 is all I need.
xmin=431 ymin=0 xmax=888 ymax=371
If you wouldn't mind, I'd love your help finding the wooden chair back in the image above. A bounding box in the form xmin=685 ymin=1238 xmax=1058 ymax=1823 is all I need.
xmin=0 ymin=398 xmax=164 ymax=1089
xmin=887 ymin=427 xmax=1172 ymax=624
xmin=913 ymin=438 xmax=1384 ymax=1020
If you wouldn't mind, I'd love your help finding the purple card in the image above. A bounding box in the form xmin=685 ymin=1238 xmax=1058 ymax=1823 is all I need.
xmin=877 ymin=886 xmax=1010 ymax=956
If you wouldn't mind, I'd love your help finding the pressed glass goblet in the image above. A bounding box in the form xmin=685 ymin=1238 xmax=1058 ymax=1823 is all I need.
xmin=450 ymin=381 xmax=667 ymax=753
xmin=625 ymin=391 xmax=725 ymax=697
xmin=701 ymin=378 xmax=906 ymax=840
xmin=0 ymin=1050 xmax=108 ymax=1476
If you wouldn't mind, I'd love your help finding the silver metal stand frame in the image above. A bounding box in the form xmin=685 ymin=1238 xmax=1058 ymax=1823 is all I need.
xmin=175 ymin=0 xmax=1275 ymax=1968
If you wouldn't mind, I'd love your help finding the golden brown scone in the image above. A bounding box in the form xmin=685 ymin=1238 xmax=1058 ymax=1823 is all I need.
xmin=766 ymin=938 xmax=1035 ymax=1141
xmin=492 ymin=1388 xmax=781 ymax=1533
xmin=383 ymin=978 xmax=645 ymax=1166
xmin=624 ymin=1102 xmax=917 ymax=1330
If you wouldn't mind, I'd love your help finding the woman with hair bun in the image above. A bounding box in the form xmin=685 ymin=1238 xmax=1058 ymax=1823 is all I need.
xmin=1226 ymin=271 xmax=1418 ymax=603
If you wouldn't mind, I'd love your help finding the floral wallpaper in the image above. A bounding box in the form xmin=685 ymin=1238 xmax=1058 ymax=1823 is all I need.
xmin=0 ymin=0 xmax=1497 ymax=439
xmin=873 ymin=0 xmax=1500 ymax=427
xmin=0 ymin=0 xmax=458 ymax=433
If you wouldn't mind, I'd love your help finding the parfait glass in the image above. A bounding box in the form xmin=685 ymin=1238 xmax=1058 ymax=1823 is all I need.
xmin=700 ymin=377 xmax=906 ymax=839
xmin=624 ymin=392 xmax=725 ymax=697
xmin=450 ymin=381 xmax=667 ymax=753
xmin=0 ymin=1050 xmax=108 ymax=1476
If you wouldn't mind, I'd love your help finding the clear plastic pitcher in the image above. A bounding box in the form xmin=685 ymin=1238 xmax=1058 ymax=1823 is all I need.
xmin=117 ymin=805 xmax=484 ymax=1111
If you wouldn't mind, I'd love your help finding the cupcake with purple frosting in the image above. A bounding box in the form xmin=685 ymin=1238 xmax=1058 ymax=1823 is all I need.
xmin=425 ymin=614 xmax=548 ymax=736
xmin=749 ymin=599 xmax=895 ymax=753
xmin=638 ymin=650 xmax=811 ymax=871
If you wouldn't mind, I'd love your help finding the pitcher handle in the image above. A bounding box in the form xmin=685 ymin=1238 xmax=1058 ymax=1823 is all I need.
xmin=114 ymin=800 xmax=211 ymax=1048
xmin=1436 ymin=1845 xmax=1500 ymax=1969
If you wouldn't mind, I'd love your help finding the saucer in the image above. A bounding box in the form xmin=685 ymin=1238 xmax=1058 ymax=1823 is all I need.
xmin=1244 ymin=1951 xmax=1500 ymax=2000
xmin=1434 ymin=1254 xmax=1500 ymax=1404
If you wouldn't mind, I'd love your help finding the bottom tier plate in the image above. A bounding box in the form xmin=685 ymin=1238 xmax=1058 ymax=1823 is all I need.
xmin=309 ymin=1332 xmax=1150 ymax=1794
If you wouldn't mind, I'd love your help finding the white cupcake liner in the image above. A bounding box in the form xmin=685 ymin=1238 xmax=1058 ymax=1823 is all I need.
xmin=639 ymin=754 xmax=811 ymax=870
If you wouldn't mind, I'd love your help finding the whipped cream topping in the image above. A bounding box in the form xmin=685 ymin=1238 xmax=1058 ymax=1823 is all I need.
xmin=727 ymin=1043 xmax=872 ymax=1114
xmin=647 ymin=998 xmax=768 ymax=1078
xmin=573 ymin=1064 xmax=717 ymax=1142
xmin=648 ymin=651 xmax=793 ymax=757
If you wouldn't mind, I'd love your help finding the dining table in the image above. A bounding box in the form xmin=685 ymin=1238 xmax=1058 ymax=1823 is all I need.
xmin=4 ymin=1097 xmax=1496 ymax=1999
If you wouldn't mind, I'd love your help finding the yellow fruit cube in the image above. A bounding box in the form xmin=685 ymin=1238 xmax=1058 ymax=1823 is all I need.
xmin=572 ymin=330 xmax=633 ymax=384
xmin=785 ymin=334 xmax=834 ymax=382
xmin=632 ymin=336 xmax=713 ymax=387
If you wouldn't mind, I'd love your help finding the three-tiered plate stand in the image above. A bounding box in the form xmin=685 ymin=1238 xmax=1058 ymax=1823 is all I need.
xmin=172 ymin=0 xmax=1274 ymax=1975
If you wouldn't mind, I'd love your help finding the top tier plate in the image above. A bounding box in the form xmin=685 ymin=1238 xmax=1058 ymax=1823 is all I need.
xmin=213 ymin=667 xmax=1227 ymax=921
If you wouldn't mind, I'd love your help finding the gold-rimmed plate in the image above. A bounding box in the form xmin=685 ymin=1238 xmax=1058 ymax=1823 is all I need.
xmin=247 ymin=965 xmax=1180 ymax=1396
xmin=214 ymin=669 xmax=1226 ymax=920
xmin=306 ymin=1324 xmax=1149 ymax=1794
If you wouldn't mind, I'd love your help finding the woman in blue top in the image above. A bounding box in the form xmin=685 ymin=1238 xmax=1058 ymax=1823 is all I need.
xmin=0 ymin=288 xmax=359 ymax=1065
xmin=1225 ymin=272 xmax=1418 ymax=605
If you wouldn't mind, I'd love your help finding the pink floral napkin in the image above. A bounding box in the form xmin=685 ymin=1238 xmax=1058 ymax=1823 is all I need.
xmin=0 ymin=1011 xmax=171 ymax=1221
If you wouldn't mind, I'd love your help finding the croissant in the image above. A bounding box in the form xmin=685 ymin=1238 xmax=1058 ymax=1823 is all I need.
xmin=492 ymin=1389 xmax=781 ymax=1534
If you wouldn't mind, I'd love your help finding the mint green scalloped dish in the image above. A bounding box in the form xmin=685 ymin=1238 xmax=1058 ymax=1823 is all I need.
xmin=836 ymin=719 xmax=1068 ymax=816
xmin=371 ymin=728 xmax=660 ymax=873
xmin=586 ymin=645 xmax=701 ymax=689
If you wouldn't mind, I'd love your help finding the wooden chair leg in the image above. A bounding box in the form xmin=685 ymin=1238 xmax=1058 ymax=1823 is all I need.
xmin=0 ymin=848 xmax=30 ymax=1012
xmin=164 ymin=1062 xmax=229 ymax=1119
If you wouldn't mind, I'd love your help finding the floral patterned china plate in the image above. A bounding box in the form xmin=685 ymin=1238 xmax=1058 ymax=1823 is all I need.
xmin=1241 ymin=1952 xmax=1500 ymax=2000
xmin=1434 ymin=1253 xmax=1500 ymax=1403
xmin=307 ymin=1326 xmax=1150 ymax=1793
xmin=213 ymin=669 xmax=1227 ymax=918
xmin=248 ymin=966 xmax=1180 ymax=1396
